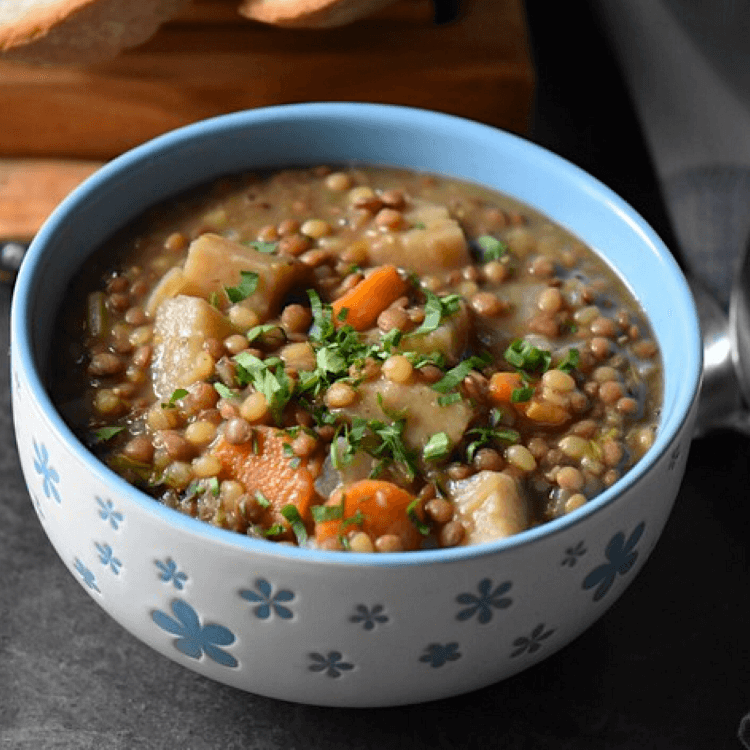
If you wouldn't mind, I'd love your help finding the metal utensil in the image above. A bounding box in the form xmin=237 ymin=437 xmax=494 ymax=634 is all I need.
xmin=730 ymin=239 xmax=750 ymax=412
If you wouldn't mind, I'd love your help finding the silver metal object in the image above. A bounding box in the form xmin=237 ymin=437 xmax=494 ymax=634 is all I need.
xmin=0 ymin=241 xmax=26 ymax=284
xmin=690 ymin=275 xmax=750 ymax=436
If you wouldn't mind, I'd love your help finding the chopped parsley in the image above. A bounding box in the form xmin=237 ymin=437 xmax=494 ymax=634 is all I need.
xmin=332 ymin=414 xmax=418 ymax=482
xmin=476 ymin=235 xmax=508 ymax=262
xmin=465 ymin=423 xmax=520 ymax=462
xmin=281 ymin=504 xmax=308 ymax=545
xmin=341 ymin=509 xmax=366 ymax=529
xmin=437 ymin=392 xmax=462 ymax=407
xmin=246 ymin=240 xmax=278 ymax=253
xmin=511 ymin=385 xmax=534 ymax=403
xmin=162 ymin=387 xmax=188 ymax=408
xmin=423 ymin=431 xmax=452 ymax=462
xmin=367 ymin=418 xmax=418 ymax=481
xmin=91 ymin=425 xmax=125 ymax=443
xmin=504 ymin=338 xmax=552 ymax=374
xmin=412 ymin=290 xmax=461 ymax=336
xmin=557 ymin=347 xmax=580 ymax=373
xmin=233 ymin=351 xmax=294 ymax=425
xmin=255 ymin=490 xmax=271 ymax=508
xmin=213 ymin=382 xmax=236 ymax=400
xmin=224 ymin=270 xmax=259 ymax=303
xmin=246 ymin=324 xmax=283 ymax=344
xmin=407 ymin=498 xmax=430 ymax=536
xmin=431 ymin=353 xmax=491 ymax=394
xmin=311 ymin=501 xmax=345 ymax=523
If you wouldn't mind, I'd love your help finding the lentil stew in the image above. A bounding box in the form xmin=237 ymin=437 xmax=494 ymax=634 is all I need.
xmin=52 ymin=165 xmax=662 ymax=552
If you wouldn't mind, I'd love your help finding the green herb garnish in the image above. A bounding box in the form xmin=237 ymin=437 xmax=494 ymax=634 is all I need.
xmin=91 ymin=425 xmax=125 ymax=443
xmin=246 ymin=324 xmax=283 ymax=344
xmin=341 ymin=509 xmax=366 ymax=528
xmin=476 ymin=235 xmax=508 ymax=262
xmin=162 ymin=388 xmax=188 ymax=408
xmin=233 ymin=350 xmax=294 ymax=425
xmin=213 ymin=382 xmax=236 ymax=400
xmin=465 ymin=424 xmax=520 ymax=462
xmin=423 ymin=431 xmax=452 ymax=462
xmin=224 ymin=270 xmax=259 ymax=303
xmin=431 ymin=353 xmax=491 ymax=394
xmin=247 ymin=240 xmax=278 ymax=254
xmin=281 ymin=504 xmax=308 ymax=545
xmin=407 ymin=498 xmax=430 ymax=536
xmin=437 ymin=392 xmax=462 ymax=407
xmin=255 ymin=490 xmax=271 ymax=508
xmin=557 ymin=347 xmax=580 ymax=373
xmin=412 ymin=290 xmax=461 ymax=336
xmin=504 ymin=338 xmax=552 ymax=374
xmin=511 ymin=386 xmax=534 ymax=403
xmin=311 ymin=501 xmax=345 ymax=523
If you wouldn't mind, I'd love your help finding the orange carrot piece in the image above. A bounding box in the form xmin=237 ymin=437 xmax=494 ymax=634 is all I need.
xmin=314 ymin=479 xmax=425 ymax=551
xmin=212 ymin=427 xmax=316 ymax=534
xmin=330 ymin=265 xmax=410 ymax=331
xmin=488 ymin=371 xmax=525 ymax=405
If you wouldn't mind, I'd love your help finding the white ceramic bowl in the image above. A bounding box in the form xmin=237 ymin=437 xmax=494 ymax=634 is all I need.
xmin=10 ymin=103 xmax=701 ymax=707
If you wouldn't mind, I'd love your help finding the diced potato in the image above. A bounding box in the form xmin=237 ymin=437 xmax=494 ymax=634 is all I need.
xmin=367 ymin=200 xmax=470 ymax=275
xmin=145 ymin=267 xmax=193 ymax=317
xmin=402 ymin=301 xmax=471 ymax=365
xmin=151 ymin=295 xmax=234 ymax=399
xmin=448 ymin=470 xmax=529 ymax=544
xmin=147 ymin=233 xmax=304 ymax=320
xmin=334 ymin=376 xmax=472 ymax=451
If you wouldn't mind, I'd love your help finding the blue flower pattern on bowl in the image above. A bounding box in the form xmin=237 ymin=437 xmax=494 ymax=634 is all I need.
xmin=420 ymin=642 xmax=461 ymax=668
xmin=32 ymin=439 xmax=60 ymax=504
xmin=561 ymin=540 xmax=587 ymax=567
xmin=240 ymin=578 xmax=295 ymax=620
xmin=456 ymin=578 xmax=513 ymax=623
xmin=308 ymin=651 xmax=354 ymax=678
xmin=96 ymin=497 xmax=123 ymax=530
xmin=349 ymin=604 xmax=389 ymax=631
xmin=583 ymin=522 xmax=646 ymax=601
xmin=510 ymin=623 xmax=555 ymax=658
xmin=74 ymin=557 xmax=100 ymax=593
xmin=156 ymin=558 xmax=188 ymax=590
xmin=152 ymin=599 xmax=238 ymax=668
xmin=95 ymin=542 xmax=122 ymax=575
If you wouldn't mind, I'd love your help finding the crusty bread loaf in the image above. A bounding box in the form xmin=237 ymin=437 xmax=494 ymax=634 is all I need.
xmin=0 ymin=0 xmax=191 ymax=64
xmin=0 ymin=0 xmax=402 ymax=65
xmin=237 ymin=0 xmax=399 ymax=28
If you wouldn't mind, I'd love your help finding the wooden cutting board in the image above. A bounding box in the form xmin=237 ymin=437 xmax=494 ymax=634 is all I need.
xmin=0 ymin=0 xmax=534 ymax=240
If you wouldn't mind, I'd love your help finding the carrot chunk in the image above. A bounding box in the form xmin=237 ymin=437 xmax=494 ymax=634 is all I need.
xmin=314 ymin=479 xmax=426 ymax=551
xmin=330 ymin=265 xmax=410 ymax=331
xmin=487 ymin=371 xmax=525 ymax=405
xmin=212 ymin=427 xmax=316 ymax=534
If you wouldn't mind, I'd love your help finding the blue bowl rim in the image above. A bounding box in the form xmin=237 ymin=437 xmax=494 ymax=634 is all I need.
xmin=11 ymin=101 xmax=702 ymax=568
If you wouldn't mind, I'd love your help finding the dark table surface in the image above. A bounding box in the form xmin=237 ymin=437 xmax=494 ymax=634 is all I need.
xmin=2 ymin=2 xmax=749 ymax=748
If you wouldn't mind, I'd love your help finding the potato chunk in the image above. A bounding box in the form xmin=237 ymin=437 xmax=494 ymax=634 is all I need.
xmin=151 ymin=295 xmax=234 ymax=399
xmin=146 ymin=233 xmax=303 ymax=320
xmin=367 ymin=200 xmax=470 ymax=275
xmin=334 ymin=375 xmax=472 ymax=452
xmin=401 ymin=301 xmax=471 ymax=365
xmin=448 ymin=470 xmax=529 ymax=544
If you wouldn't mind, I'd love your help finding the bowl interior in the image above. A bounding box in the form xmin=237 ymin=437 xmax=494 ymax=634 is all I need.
xmin=12 ymin=102 xmax=702 ymax=561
